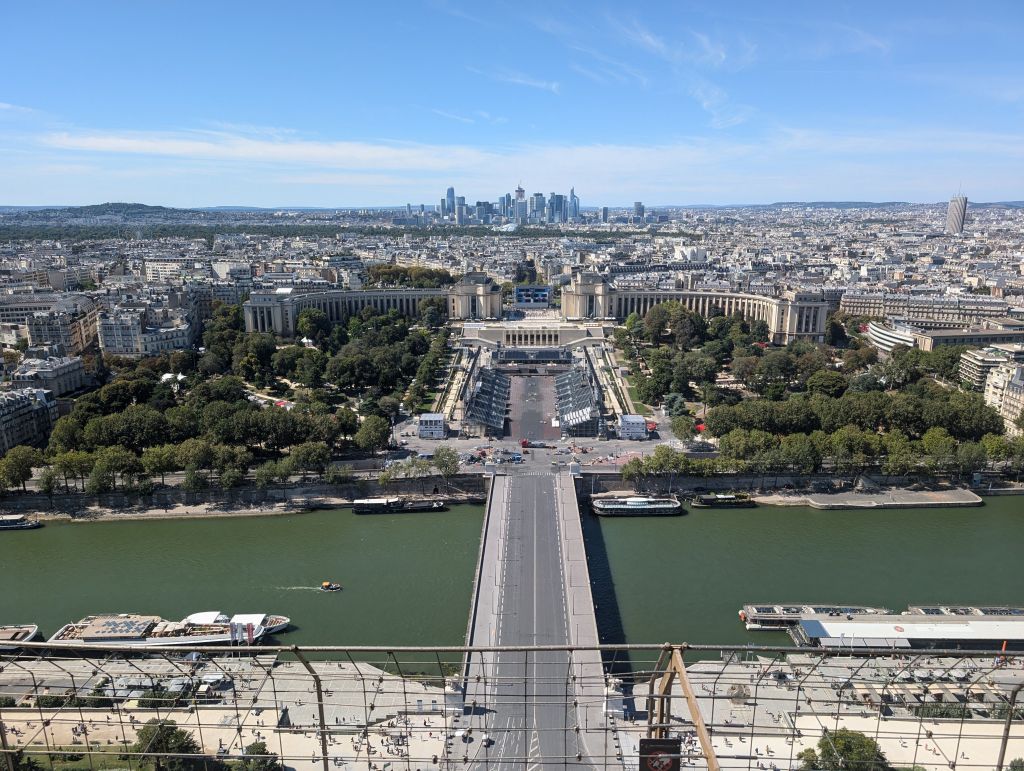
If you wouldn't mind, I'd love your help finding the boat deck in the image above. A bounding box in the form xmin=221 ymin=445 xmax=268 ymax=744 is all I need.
xmin=906 ymin=605 xmax=1024 ymax=617
xmin=741 ymin=603 xmax=891 ymax=629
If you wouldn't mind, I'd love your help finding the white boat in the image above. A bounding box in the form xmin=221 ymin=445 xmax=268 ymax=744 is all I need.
xmin=184 ymin=611 xmax=291 ymax=635
xmin=0 ymin=624 xmax=40 ymax=650
xmin=0 ymin=514 xmax=42 ymax=531
xmin=47 ymin=611 xmax=289 ymax=648
xmin=591 ymin=496 xmax=683 ymax=517
xmin=739 ymin=603 xmax=892 ymax=630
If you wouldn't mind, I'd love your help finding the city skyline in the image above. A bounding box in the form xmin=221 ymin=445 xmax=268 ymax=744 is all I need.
xmin=1 ymin=1 xmax=1022 ymax=207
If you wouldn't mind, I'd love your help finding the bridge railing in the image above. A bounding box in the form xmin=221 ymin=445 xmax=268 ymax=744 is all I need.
xmin=2 ymin=642 xmax=1023 ymax=771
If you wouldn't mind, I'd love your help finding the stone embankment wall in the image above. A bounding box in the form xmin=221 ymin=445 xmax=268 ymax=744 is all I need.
xmin=1 ymin=474 xmax=488 ymax=517
xmin=575 ymin=471 xmax=919 ymax=497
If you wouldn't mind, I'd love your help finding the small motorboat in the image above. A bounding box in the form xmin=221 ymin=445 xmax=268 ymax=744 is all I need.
xmin=320 ymin=581 xmax=343 ymax=592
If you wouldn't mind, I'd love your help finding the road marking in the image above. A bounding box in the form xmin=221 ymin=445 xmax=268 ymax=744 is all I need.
xmin=525 ymin=725 xmax=545 ymax=771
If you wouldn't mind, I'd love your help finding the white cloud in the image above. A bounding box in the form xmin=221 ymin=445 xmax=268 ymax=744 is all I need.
xmin=431 ymin=109 xmax=475 ymax=124
xmin=13 ymin=123 xmax=1023 ymax=205
xmin=799 ymin=22 xmax=891 ymax=59
xmin=42 ymin=131 xmax=492 ymax=171
xmin=611 ymin=17 xmax=673 ymax=60
xmin=467 ymin=67 xmax=560 ymax=94
xmin=690 ymin=32 xmax=728 ymax=67
xmin=0 ymin=101 xmax=35 ymax=113
xmin=688 ymin=79 xmax=753 ymax=129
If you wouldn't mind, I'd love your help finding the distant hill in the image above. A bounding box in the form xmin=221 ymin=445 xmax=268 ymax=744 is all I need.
xmin=46 ymin=202 xmax=184 ymax=216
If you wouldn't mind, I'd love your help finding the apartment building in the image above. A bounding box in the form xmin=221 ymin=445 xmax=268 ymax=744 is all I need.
xmin=9 ymin=356 xmax=86 ymax=396
xmin=984 ymin=363 xmax=1024 ymax=436
xmin=959 ymin=344 xmax=1024 ymax=391
xmin=0 ymin=388 xmax=58 ymax=453
xmin=98 ymin=307 xmax=196 ymax=357
xmin=840 ymin=291 xmax=1010 ymax=324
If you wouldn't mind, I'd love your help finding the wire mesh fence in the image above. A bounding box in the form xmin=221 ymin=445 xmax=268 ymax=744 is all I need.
xmin=1 ymin=642 xmax=1023 ymax=771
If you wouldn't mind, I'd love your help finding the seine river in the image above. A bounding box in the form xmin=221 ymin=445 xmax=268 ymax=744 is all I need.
xmin=2 ymin=497 xmax=1023 ymax=649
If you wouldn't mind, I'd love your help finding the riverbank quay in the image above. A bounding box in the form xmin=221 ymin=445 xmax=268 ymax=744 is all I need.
xmin=0 ymin=474 xmax=488 ymax=521
xmin=576 ymin=470 xmax=994 ymax=508
xmin=755 ymin=487 xmax=984 ymax=510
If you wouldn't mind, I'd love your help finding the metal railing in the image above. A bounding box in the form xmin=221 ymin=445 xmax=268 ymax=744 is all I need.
xmin=2 ymin=642 xmax=1023 ymax=770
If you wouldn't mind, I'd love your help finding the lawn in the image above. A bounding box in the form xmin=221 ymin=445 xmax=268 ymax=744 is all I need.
xmin=623 ymin=375 xmax=652 ymax=414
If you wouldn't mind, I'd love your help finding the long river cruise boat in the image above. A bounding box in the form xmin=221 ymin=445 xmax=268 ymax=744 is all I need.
xmin=47 ymin=611 xmax=290 ymax=648
xmin=591 ymin=496 xmax=683 ymax=517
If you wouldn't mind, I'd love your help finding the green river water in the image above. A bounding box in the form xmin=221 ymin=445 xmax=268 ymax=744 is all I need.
xmin=1 ymin=497 xmax=1022 ymax=648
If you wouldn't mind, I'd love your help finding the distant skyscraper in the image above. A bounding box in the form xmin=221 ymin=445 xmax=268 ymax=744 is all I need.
xmin=633 ymin=202 xmax=645 ymax=221
xmin=514 ymin=184 xmax=525 ymax=201
xmin=946 ymin=195 xmax=968 ymax=234
xmin=530 ymin=192 xmax=545 ymax=218
xmin=446 ymin=187 xmax=456 ymax=218
xmin=569 ymin=187 xmax=580 ymax=220
xmin=600 ymin=206 xmax=609 ymax=223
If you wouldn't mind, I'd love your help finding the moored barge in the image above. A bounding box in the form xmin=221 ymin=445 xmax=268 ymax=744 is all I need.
xmin=591 ymin=496 xmax=683 ymax=517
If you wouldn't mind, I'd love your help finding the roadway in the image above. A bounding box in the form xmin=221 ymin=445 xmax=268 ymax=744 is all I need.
xmin=463 ymin=472 xmax=583 ymax=770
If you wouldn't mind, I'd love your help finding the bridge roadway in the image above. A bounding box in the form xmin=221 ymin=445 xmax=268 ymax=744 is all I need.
xmin=462 ymin=470 xmax=615 ymax=770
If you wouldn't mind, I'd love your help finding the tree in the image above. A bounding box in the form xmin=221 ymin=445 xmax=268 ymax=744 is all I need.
xmin=643 ymin=303 xmax=670 ymax=342
xmin=142 ymin=445 xmax=180 ymax=484
xmin=354 ymin=415 xmax=391 ymax=454
xmin=954 ymin=441 xmax=987 ymax=477
xmin=921 ymin=426 xmax=957 ymax=473
xmin=1007 ymin=759 xmax=1024 ymax=771
xmin=296 ymin=308 xmax=331 ymax=342
xmin=290 ymin=442 xmax=331 ymax=480
xmin=882 ymin=430 xmax=917 ymax=478
xmin=431 ymin=445 xmax=460 ymax=488
xmin=87 ymin=446 xmax=142 ymax=493
xmin=797 ymin=728 xmax=891 ymax=770
xmin=181 ymin=469 xmax=209 ymax=492
xmin=254 ymin=461 xmax=278 ymax=489
xmin=620 ymin=457 xmax=647 ymax=491
xmin=220 ymin=467 xmax=246 ymax=489
xmin=38 ymin=466 xmax=61 ymax=498
xmin=806 ymin=369 xmax=849 ymax=399
xmin=779 ymin=433 xmax=822 ymax=473
xmin=335 ymin=407 xmax=359 ymax=439
xmin=982 ymin=433 xmax=1011 ymax=463
xmin=48 ymin=415 xmax=84 ymax=454
xmin=670 ymin=414 xmax=695 ymax=440
xmin=176 ymin=438 xmax=214 ymax=471
xmin=624 ymin=312 xmax=642 ymax=336
xmin=132 ymin=719 xmax=206 ymax=771
xmin=242 ymin=741 xmax=282 ymax=771
xmin=681 ymin=351 xmax=718 ymax=385
xmin=1 ymin=446 xmax=43 ymax=491
xmin=53 ymin=450 xmax=94 ymax=491
xmin=12 ymin=752 xmax=45 ymax=771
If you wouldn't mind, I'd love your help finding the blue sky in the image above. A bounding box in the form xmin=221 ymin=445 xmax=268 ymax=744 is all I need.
xmin=1 ymin=1 xmax=1022 ymax=207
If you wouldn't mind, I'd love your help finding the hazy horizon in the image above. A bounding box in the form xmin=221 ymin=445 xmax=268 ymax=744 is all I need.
xmin=2 ymin=1 xmax=1021 ymax=206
